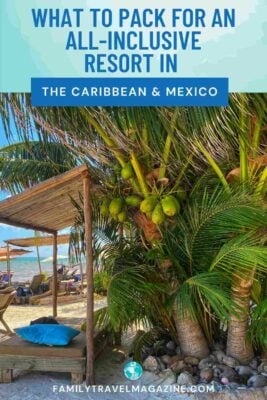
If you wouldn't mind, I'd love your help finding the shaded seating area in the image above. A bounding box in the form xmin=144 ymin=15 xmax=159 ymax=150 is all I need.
xmin=6 ymin=235 xmax=85 ymax=298
xmin=0 ymin=287 xmax=16 ymax=334
xmin=0 ymin=165 xmax=96 ymax=384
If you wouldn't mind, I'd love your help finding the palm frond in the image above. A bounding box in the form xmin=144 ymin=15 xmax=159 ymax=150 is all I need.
xmin=177 ymin=188 xmax=267 ymax=271
xmin=107 ymin=265 xmax=165 ymax=330
xmin=210 ymin=233 xmax=267 ymax=278
xmin=248 ymin=299 xmax=267 ymax=349
xmin=176 ymin=272 xmax=239 ymax=322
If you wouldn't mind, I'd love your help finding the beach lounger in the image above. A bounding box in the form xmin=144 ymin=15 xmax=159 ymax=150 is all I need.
xmin=0 ymin=287 xmax=16 ymax=334
xmin=63 ymin=264 xmax=80 ymax=280
xmin=16 ymin=274 xmax=45 ymax=301
xmin=0 ymin=272 xmax=13 ymax=289
xmin=0 ymin=332 xmax=86 ymax=384
xmin=0 ymin=330 xmax=108 ymax=384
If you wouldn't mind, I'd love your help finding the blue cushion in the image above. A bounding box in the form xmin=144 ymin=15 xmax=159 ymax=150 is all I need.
xmin=15 ymin=324 xmax=80 ymax=346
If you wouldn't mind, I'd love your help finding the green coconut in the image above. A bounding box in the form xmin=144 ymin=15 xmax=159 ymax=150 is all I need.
xmin=152 ymin=203 xmax=165 ymax=225
xmin=109 ymin=198 xmax=123 ymax=216
xmin=140 ymin=195 xmax=158 ymax=213
xmin=121 ymin=163 xmax=134 ymax=180
xmin=125 ymin=195 xmax=141 ymax=207
xmin=100 ymin=199 xmax=110 ymax=216
xmin=118 ymin=210 xmax=127 ymax=222
xmin=176 ymin=187 xmax=187 ymax=201
xmin=161 ymin=195 xmax=180 ymax=217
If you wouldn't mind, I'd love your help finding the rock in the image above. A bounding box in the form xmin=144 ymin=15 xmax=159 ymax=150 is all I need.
xmin=165 ymin=348 xmax=177 ymax=356
xmin=221 ymin=377 xmax=229 ymax=384
xmin=184 ymin=356 xmax=199 ymax=366
xmin=143 ymin=356 xmax=159 ymax=373
xmin=213 ymin=350 xmax=225 ymax=363
xmin=170 ymin=359 xmax=187 ymax=373
xmin=258 ymin=361 xmax=267 ymax=373
xmin=110 ymin=349 xmax=126 ymax=363
xmin=213 ymin=351 xmax=238 ymax=368
xmin=213 ymin=364 xmax=236 ymax=380
xmin=221 ymin=355 xmax=238 ymax=368
xmin=157 ymin=369 xmax=177 ymax=385
xmin=199 ymin=368 xmax=213 ymax=383
xmin=199 ymin=355 xmax=216 ymax=369
xmin=166 ymin=340 xmax=176 ymax=351
xmin=235 ymin=365 xmax=257 ymax=377
xmin=160 ymin=354 xmax=172 ymax=366
xmin=177 ymin=371 xmax=195 ymax=386
xmin=249 ymin=358 xmax=259 ymax=370
xmin=176 ymin=346 xmax=181 ymax=355
xmin=247 ymin=374 xmax=267 ymax=388
xmin=170 ymin=354 xmax=184 ymax=363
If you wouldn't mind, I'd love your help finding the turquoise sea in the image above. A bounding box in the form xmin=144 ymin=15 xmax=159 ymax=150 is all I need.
xmin=0 ymin=257 xmax=67 ymax=282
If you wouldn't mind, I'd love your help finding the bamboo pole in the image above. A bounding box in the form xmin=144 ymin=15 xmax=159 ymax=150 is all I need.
xmin=83 ymin=172 xmax=95 ymax=385
xmin=6 ymin=244 xmax=11 ymax=286
xmin=79 ymin=254 xmax=84 ymax=296
xmin=52 ymin=232 xmax=58 ymax=318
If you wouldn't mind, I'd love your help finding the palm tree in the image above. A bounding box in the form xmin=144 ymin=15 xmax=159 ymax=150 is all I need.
xmin=0 ymin=140 xmax=79 ymax=192
xmin=89 ymin=188 xmax=267 ymax=359
xmin=0 ymin=94 xmax=266 ymax=359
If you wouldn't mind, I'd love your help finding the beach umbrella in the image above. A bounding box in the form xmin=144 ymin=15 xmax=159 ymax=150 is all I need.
xmin=0 ymin=247 xmax=31 ymax=257
xmin=0 ymin=256 xmax=16 ymax=262
xmin=0 ymin=247 xmax=31 ymax=285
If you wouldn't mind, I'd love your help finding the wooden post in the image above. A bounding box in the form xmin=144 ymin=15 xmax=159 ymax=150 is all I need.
xmin=83 ymin=172 xmax=95 ymax=385
xmin=52 ymin=232 xmax=58 ymax=318
xmin=79 ymin=254 xmax=84 ymax=295
xmin=6 ymin=244 xmax=11 ymax=286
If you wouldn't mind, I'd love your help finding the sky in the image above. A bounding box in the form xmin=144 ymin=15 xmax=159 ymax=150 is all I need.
xmin=0 ymin=118 xmax=70 ymax=258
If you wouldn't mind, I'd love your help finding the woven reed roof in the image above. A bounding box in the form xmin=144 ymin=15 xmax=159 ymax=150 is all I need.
xmin=5 ymin=234 xmax=70 ymax=248
xmin=0 ymin=165 xmax=91 ymax=234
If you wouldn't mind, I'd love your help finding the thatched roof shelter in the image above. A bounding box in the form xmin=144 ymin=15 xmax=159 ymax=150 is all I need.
xmin=0 ymin=165 xmax=95 ymax=384
xmin=5 ymin=234 xmax=70 ymax=248
xmin=0 ymin=165 xmax=93 ymax=233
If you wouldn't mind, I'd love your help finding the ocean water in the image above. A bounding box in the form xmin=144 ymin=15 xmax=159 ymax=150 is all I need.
xmin=0 ymin=257 xmax=65 ymax=282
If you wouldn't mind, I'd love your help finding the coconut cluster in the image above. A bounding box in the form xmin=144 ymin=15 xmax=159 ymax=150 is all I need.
xmin=100 ymin=192 xmax=186 ymax=224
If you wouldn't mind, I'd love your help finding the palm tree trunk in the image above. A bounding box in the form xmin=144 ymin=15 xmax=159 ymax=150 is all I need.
xmin=226 ymin=277 xmax=254 ymax=364
xmin=173 ymin=303 xmax=209 ymax=359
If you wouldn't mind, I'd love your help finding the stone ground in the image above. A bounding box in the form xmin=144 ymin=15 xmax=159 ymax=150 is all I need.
xmin=0 ymin=298 xmax=190 ymax=400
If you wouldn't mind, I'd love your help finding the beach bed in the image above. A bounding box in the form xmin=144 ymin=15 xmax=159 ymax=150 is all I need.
xmin=0 ymin=330 xmax=107 ymax=384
